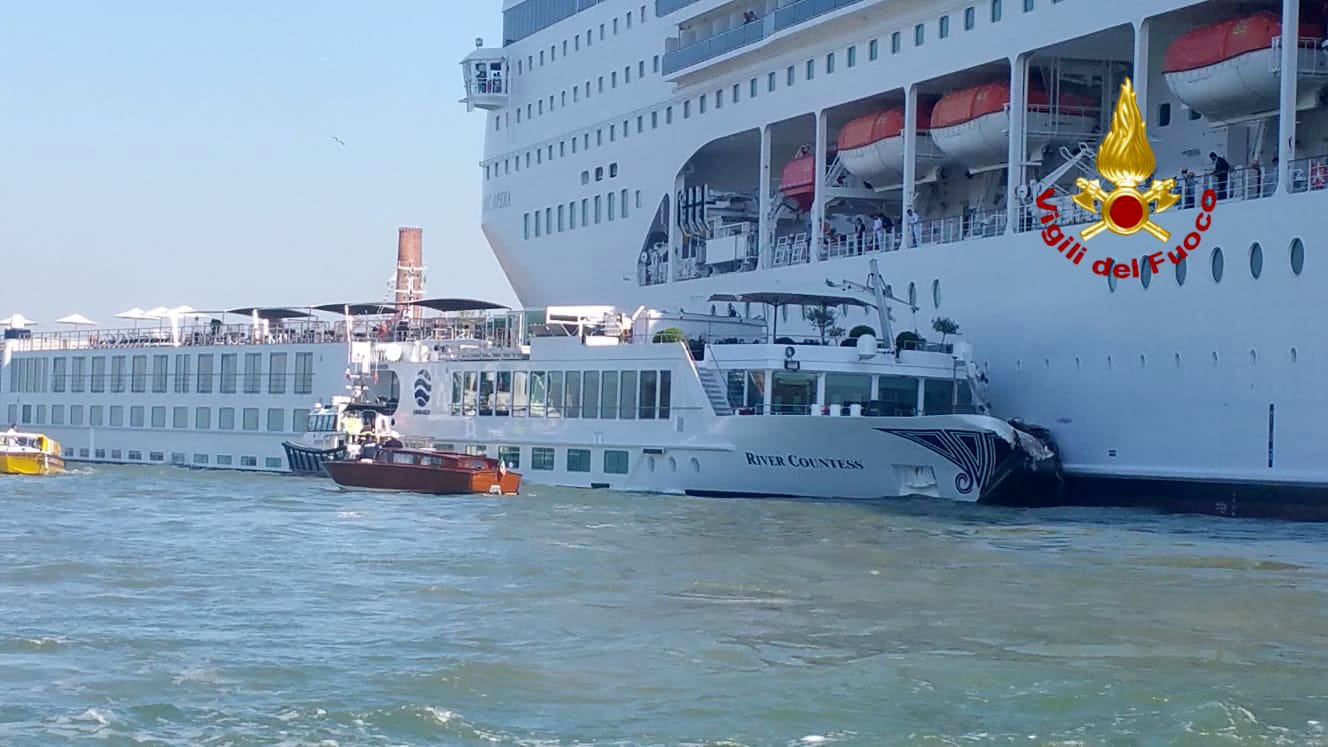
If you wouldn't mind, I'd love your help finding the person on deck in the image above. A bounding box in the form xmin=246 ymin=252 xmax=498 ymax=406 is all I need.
xmin=1209 ymin=152 xmax=1231 ymax=200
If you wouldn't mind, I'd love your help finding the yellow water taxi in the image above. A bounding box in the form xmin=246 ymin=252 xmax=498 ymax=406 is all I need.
xmin=0 ymin=431 xmax=65 ymax=475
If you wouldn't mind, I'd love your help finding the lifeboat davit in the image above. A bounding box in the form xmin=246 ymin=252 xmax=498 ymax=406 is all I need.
xmin=836 ymin=102 xmax=944 ymax=187
xmin=1163 ymin=12 xmax=1322 ymax=122
xmin=929 ymin=81 xmax=1097 ymax=170
xmin=779 ymin=152 xmax=816 ymax=211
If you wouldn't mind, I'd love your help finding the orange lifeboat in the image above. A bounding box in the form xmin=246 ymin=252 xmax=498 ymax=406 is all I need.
xmin=836 ymin=102 xmax=944 ymax=186
xmin=779 ymin=151 xmax=817 ymax=211
xmin=928 ymin=81 xmax=1097 ymax=169
xmin=1162 ymin=12 xmax=1321 ymax=121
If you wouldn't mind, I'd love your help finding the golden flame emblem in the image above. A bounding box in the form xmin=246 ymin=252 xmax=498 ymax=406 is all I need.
xmin=1072 ymin=78 xmax=1177 ymax=241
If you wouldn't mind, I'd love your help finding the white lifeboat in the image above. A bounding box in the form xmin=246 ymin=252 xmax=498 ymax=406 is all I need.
xmin=929 ymin=81 xmax=1097 ymax=171
xmin=836 ymin=102 xmax=944 ymax=187
xmin=1162 ymin=12 xmax=1322 ymax=122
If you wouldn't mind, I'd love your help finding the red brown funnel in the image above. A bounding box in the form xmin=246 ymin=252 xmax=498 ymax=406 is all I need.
xmin=395 ymin=227 xmax=424 ymax=319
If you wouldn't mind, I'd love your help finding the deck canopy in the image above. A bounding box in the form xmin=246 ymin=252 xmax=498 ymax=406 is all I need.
xmin=311 ymin=302 xmax=398 ymax=316
xmin=409 ymin=298 xmax=509 ymax=313
xmin=224 ymin=307 xmax=314 ymax=320
xmin=707 ymin=291 xmax=876 ymax=309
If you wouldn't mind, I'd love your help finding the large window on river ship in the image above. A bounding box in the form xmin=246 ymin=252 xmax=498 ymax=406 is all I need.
xmin=582 ymin=371 xmax=600 ymax=418
xmin=565 ymin=371 xmax=581 ymax=417
xmin=600 ymin=370 xmax=618 ymax=419
xmin=826 ymin=373 xmax=872 ymax=412
xmin=771 ymin=371 xmax=816 ymax=415
xmin=923 ymin=379 xmax=955 ymax=416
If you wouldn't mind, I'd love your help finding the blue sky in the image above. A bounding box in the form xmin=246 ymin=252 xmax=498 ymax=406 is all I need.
xmin=0 ymin=1 xmax=513 ymax=327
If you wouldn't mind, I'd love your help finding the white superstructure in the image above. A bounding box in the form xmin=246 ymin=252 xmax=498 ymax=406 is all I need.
xmin=469 ymin=0 xmax=1328 ymax=515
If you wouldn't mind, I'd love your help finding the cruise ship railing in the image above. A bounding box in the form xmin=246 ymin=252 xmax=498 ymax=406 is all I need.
xmin=661 ymin=0 xmax=866 ymax=75
xmin=1283 ymin=156 xmax=1328 ymax=195
xmin=655 ymin=0 xmax=706 ymax=15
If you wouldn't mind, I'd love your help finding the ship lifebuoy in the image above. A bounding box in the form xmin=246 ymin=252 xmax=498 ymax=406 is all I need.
xmin=784 ymin=346 xmax=796 ymax=359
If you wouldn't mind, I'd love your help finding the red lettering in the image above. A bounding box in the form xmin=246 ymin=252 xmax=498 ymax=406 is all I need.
xmin=1183 ymin=231 xmax=1201 ymax=250
xmin=1056 ymin=237 xmax=1072 ymax=254
xmin=1147 ymin=252 xmax=1165 ymax=274
xmin=1036 ymin=188 xmax=1059 ymax=214
xmin=1201 ymin=189 xmax=1218 ymax=211
xmin=1195 ymin=212 xmax=1211 ymax=231
xmin=1113 ymin=262 xmax=1131 ymax=279
xmin=1040 ymin=212 xmax=1056 ymax=224
xmin=1092 ymin=258 xmax=1114 ymax=276
xmin=1041 ymin=223 xmax=1064 ymax=246
xmin=1131 ymin=257 xmax=1140 ymax=277
xmin=1168 ymin=248 xmax=1188 ymax=264
xmin=1072 ymin=243 xmax=1086 ymax=265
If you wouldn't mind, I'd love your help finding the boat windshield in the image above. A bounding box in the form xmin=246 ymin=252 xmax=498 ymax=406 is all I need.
xmin=1 ymin=435 xmax=42 ymax=451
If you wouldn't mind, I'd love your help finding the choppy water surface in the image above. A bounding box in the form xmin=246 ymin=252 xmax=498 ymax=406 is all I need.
xmin=2 ymin=467 xmax=1328 ymax=745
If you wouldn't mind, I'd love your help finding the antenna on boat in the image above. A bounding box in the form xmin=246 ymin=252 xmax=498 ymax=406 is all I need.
xmin=824 ymin=259 xmax=914 ymax=354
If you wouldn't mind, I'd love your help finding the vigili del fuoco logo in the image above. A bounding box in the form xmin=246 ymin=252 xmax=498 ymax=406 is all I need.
xmin=1036 ymin=77 xmax=1217 ymax=279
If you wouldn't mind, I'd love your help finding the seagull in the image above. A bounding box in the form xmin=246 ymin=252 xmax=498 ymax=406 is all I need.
xmin=331 ymin=136 xmax=346 ymax=147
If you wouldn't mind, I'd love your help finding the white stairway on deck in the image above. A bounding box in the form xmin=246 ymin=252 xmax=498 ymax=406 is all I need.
xmin=696 ymin=366 xmax=734 ymax=416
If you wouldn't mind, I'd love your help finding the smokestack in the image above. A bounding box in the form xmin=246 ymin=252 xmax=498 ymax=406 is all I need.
xmin=395 ymin=227 xmax=424 ymax=320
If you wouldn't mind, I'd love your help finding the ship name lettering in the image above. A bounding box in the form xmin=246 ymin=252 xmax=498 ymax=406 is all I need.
xmin=745 ymin=452 xmax=864 ymax=470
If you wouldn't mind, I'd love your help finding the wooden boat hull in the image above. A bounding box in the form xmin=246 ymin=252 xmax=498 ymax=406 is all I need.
xmin=0 ymin=453 xmax=65 ymax=476
xmin=323 ymin=459 xmax=521 ymax=495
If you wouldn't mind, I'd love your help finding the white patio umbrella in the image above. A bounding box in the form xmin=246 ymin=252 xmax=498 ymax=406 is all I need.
xmin=55 ymin=313 xmax=99 ymax=327
xmin=115 ymin=307 xmax=151 ymax=328
xmin=0 ymin=313 xmax=35 ymax=328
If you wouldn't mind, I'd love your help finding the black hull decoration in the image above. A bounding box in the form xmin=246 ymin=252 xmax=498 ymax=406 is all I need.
xmin=282 ymin=442 xmax=347 ymax=477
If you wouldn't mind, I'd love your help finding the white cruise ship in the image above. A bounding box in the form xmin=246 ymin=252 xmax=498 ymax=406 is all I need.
xmin=461 ymin=0 xmax=1328 ymax=518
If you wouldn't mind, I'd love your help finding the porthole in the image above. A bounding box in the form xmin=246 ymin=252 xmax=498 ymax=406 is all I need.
xmin=1044 ymin=358 xmax=1050 ymax=369
xmin=1211 ymin=247 xmax=1224 ymax=283
xmin=1174 ymin=353 xmax=1181 ymax=368
xmin=1250 ymin=349 xmax=1257 ymax=365
xmin=1211 ymin=351 xmax=1219 ymax=365
xmin=1107 ymin=267 xmax=1118 ymax=292
xmin=908 ymin=282 xmax=917 ymax=306
xmin=1139 ymin=354 xmax=1146 ymax=368
xmin=1106 ymin=355 xmax=1113 ymax=370
xmin=1141 ymin=255 xmax=1152 ymax=288
xmin=1291 ymin=237 xmax=1305 ymax=275
xmin=1249 ymin=242 xmax=1263 ymax=279
xmin=932 ymin=278 xmax=941 ymax=308
xmin=1075 ymin=357 xmax=1081 ymax=371
xmin=1291 ymin=347 xmax=1299 ymax=363
xmin=1175 ymin=255 xmax=1188 ymax=285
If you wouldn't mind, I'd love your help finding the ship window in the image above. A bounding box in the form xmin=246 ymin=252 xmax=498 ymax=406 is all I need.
xmin=558 ymin=204 xmax=565 ymax=231
xmin=638 ymin=370 xmax=658 ymax=419
xmin=1250 ymin=241 xmax=1263 ymax=278
xmin=939 ymin=15 xmax=949 ymax=38
xmin=1291 ymin=237 xmax=1305 ymax=275
xmin=1211 ymin=246 xmax=1225 ymax=282
xmin=480 ymin=371 xmax=495 ymax=416
xmin=149 ymin=405 xmax=165 ymax=428
xmin=869 ymin=39 xmax=879 ymax=60
xmin=152 ymin=452 xmax=166 ymax=463
xmin=991 ymin=0 xmax=1002 ymax=18
xmin=1175 ymin=254 xmax=1188 ymax=285
xmin=637 ymin=115 xmax=644 ymax=133
xmin=1107 ymin=266 xmax=1117 ymax=292
xmin=67 ymin=404 xmax=81 ymax=425
xmin=582 ymin=371 xmax=600 ymax=418
xmin=174 ymin=406 xmax=189 ymax=429
xmin=923 ymin=379 xmax=956 ymax=415
xmin=242 ymin=407 xmax=259 ymax=431
xmin=1141 ymin=254 xmax=1153 ymax=288
xmin=533 ymin=211 xmax=541 ymax=237
xmin=772 ymin=371 xmax=817 ymax=415
xmin=565 ymin=371 xmax=582 ymax=417
xmin=581 ymin=198 xmax=588 ymax=225
xmin=914 ymin=23 xmax=924 ymax=46
xmin=392 ymin=451 xmax=416 ymax=465
xmin=826 ymin=374 xmax=871 ymax=412
xmin=608 ymin=192 xmax=616 ymax=221
xmin=1188 ymin=108 xmax=1200 ymax=121
xmin=847 ymin=46 xmax=856 ymax=67
xmin=1022 ymin=0 xmax=1033 ymax=11
xmin=595 ymin=167 xmax=603 ymax=181
xmin=932 ymin=278 xmax=942 ymax=307
xmin=598 ymin=75 xmax=604 ymax=93
xmin=825 ymin=52 xmax=835 ymax=74
xmin=891 ymin=31 xmax=901 ymax=53
xmin=547 ymin=371 xmax=564 ymax=417
xmin=620 ymin=371 xmax=638 ymax=419
xmin=652 ymin=110 xmax=659 ymax=128
xmin=683 ymin=100 xmax=690 ymax=118
xmin=600 ymin=370 xmax=619 ymax=419
xmin=463 ymin=371 xmax=478 ymax=415
xmin=498 ymin=446 xmax=521 ymax=469
xmin=611 ymin=71 xmax=617 ymax=89
xmin=594 ymin=195 xmax=602 ymax=223
xmin=653 ymin=54 xmax=659 ymax=73
xmin=621 ymin=189 xmax=629 ymax=217
xmin=640 ymin=61 xmax=646 ymax=78
xmin=569 ymin=201 xmax=577 ymax=229
xmin=610 ymin=163 xmax=618 ymax=177
xmin=129 ymin=450 xmax=142 ymax=461
xmin=51 ymin=405 xmax=64 ymax=425
xmin=567 ymin=448 xmax=591 ymax=472
xmin=1157 ymin=103 xmax=1171 ymax=127
xmin=197 ymin=407 xmax=212 ymax=430
xmin=108 ymin=405 xmax=123 ymax=427
xmin=787 ymin=66 xmax=795 ymax=86
xmin=768 ymin=72 xmax=776 ymax=92
xmin=964 ymin=6 xmax=975 ymax=28
xmin=532 ymin=447 xmax=555 ymax=470
xmin=805 ymin=59 xmax=814 ymax=80
xmin=604 ymin=450 xmax=629 ymax=474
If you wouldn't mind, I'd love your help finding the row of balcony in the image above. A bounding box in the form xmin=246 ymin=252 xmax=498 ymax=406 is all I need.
xmin=661 ymin=0 xmax=866 ymax=75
